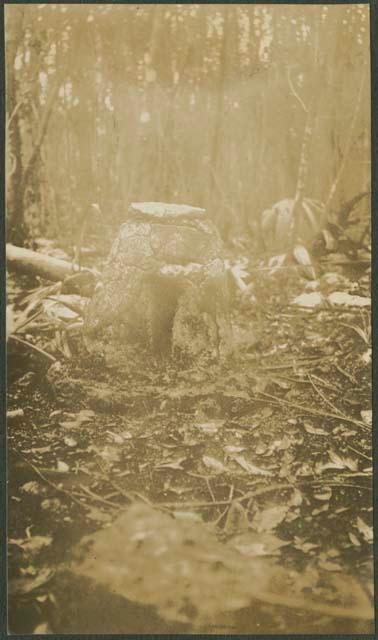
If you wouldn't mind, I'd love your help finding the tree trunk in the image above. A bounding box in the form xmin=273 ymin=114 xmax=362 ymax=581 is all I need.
xmin=5 ymin=6 xmax=25 ymax=245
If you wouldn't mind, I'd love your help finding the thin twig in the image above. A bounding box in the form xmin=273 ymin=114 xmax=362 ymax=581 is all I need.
xmin=347 ymin=445 xmax=372 ymax=462
xmin=256 ymin=390 xmax=369 ymax=430
xmin=272 ymin=373 xmax=339 ymax=391
xmin=6 ymin=99 xmax=25 ymax=133
xmin=12 ymin=309 xmax=44 ymax=334
xmin=310 ymin=373 xmax=341 ymax=392
xmin=77 ymin=484 xmax=120 ymax=508
xmin=157 ymin=478 xmax=371 ymax=509
xmin=213 ymin=505 xmax=230 ymax=526
xmin=287 ymin=66 xmax=308 ymax=114
xmin=245 ymin=355 xmax=332 ymax=370
xmin=334 ymin=363 xmax=357 ymax=385
xmin=187 ymin=471 xmax=217 ymax=503
xmin=96 ymin=459 xmax=152 ymax=507
xmin=308 ymin=374 xmax=344 ymax=416
xmin=8 ymin=334 xmax=56 ymax=363
xmin=11 ymin=448 xmax=90 ymax=510
xmin=206 ymin=477 xmax=216 ymax=503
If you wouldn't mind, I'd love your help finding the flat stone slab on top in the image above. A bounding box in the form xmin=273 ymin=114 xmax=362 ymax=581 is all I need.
xmin=129 ymin=202 xmax=206 ymax=221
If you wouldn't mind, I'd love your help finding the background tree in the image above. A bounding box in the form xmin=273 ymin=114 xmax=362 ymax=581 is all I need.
xmin=5 ymin=4 xmax=370 ymax=250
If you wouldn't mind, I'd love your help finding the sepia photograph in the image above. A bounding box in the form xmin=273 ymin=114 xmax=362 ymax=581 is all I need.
xmin=5 ymin=2 xmax=374 ymax=635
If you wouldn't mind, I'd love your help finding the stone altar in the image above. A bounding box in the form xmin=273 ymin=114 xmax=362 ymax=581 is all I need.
xmin=84 ymin=202 xmax=231 ymax=364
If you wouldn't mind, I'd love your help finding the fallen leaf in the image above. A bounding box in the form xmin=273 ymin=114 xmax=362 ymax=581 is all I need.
xmin=274 ymin=435 xmax=292 ymax=450
xmin=255 ymin=443 xmax=268 ymax=455
xmin=9 ymin=535 xmax=53 ymax=556
xmin=164 ymin=484 xmax=192 ymax=496
xmin=9 ymin=568 xmax=55 ymax=595
xmin=326 ymin=548 xmax=340 ymax=558
xmin=314 ymin=487 xmax=332 ymax=501
xmin=20 ymin=481 xmax=40 ymax=495
xmin=328 ymin=292 xmax=370 ymax=307
xmin=312 ymin=503 xmax=329 ymax=515
xmin=98 ymin=446 xmax=121 ymax=464
xmin=234 ymin=455 xmax=273 ymax=476
xmin=195 ymin=420 xmax=224 ymax=434
xmin=223 ymin=502 xmax=250 ymax=535
xmin=33 ymin=622 xmax=52 ymax=634
xmin=252 ymin=505 xmax=289 ymax=533
xmin=79 ymin=409 xmax=96 ymax=420
xmin=316 ymin=451 xmax=358 ymax=473
xmin=293 ymin=292 xmax=323 ymax=308
xmin=293 ymin=537 xmax=319 ymax=553
xmin=361 ymin=349 xmax=371 ymax=365
xmin=360 ymin=410 xmax=372 ymax=426
xmin=173 ymin=511 xmax=203 ymax=523
xmin=41 ymin=498 xmax=61 ymax=511
xmin=304 ymin=423 xmax=328 ymax=436
xmin=202 ymin=456 xmax=227 ymax=474
xmin=348 ymin=532 xmax=361 ymax=547
xmin=23 ymin=446 xmax=51 ymax=455
xmin=318 ymin=559 xmax=342 ymax=572
xmin=7 ymin=409 xmax=24 ymax=422
xmin=156 ymin=457 xmax=187 ymax=471
xmin=224 ymin=445 xmax=246 ymax=455
xmin=59 ymin=409 xmax=95 ymax=430
xmin=56 ymin=460 xmax=69 ymax=473
xmin=229 ymin=531 xmax=290 ymax=557
xmin=106 ymin=430 xmax=124 ymax=444
xmin=329 ymin=450 xmax=358 ymax=471
xmin=285 ymin=509 xmax=300 ymax=523
xmin=36 ymin=595 xmax=48 ymax=603
xmin=293 ymin=244 xmax=316 ymax=280
xmin=355 ymin=517 xmax=373 ymax=543
xmin=288 ymin=489 xmax=303 ymax=507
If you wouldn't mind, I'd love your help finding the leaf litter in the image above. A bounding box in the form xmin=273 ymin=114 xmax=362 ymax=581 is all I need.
xmin=7 ymin=258 xmax=373 ymax=634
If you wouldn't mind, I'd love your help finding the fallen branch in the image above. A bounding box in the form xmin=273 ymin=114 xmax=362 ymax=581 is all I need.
xmin=156 ymin=478 xmax=371 ymax=509
xmin=6 ymin=243 xmax=96 ymax=285
xmin=8 ymin=334 xmax=56 ymax=363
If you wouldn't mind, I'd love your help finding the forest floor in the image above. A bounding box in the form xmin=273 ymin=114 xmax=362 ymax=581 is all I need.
xmin=7 ymin=247 xmax=373 ymax=635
